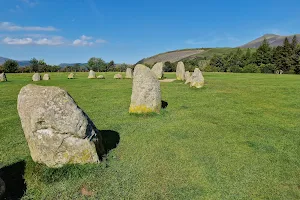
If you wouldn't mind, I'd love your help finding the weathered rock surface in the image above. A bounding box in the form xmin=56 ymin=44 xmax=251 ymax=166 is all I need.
xmin=125 ymin=68 xmax=133 ymax=79
xmin=0 ymin=73 xmax=7 ymax=82
xmin=184 ymin=71 xmax=191 ymax=84
xmin=190 ymin=68 xmax=204 ymax=88
xmin=176 ymin=62 xmax=185 ymax=81
xmin=151 ymin=62 xmax=164 ymax=79
xmin=43 ymin=74 xmax=50 ymax=81
xmin=88 ymin=70 xmax=96 ymax=79
xmin=97 ymin=75 xmax=105 ymax=79
xmin=68 ymin=73 xmax=74 ymax=79
xmin=32 ymin=73 xmax=41 ymax=82
xmin=114 ymin=74 xmax=123 ymax=79
xmin=17 ymin=84 xmax=104 ymax=168
xmin=129 ymin=64 xmax=161 ymax=113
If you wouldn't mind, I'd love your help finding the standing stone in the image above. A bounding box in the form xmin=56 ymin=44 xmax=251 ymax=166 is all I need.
xmin=125 ymin=68 xmax=133 ymax=79
xmin=97 ymin=75 xmax=105 ymax=79
xmin=176 ymin=62 xmax=185 ymax=81
xmin=151 ymin=62 xmax=164 ymax=79
xmin=184 ymin=71 xmax=191 ymax=84
xmin=43 ymin=74 xmax=50 ymax=81
xmin=32 ymin=73 xmax=41 ymax=82
xmin=88 ymin=70 xmax=96 ymax=79
xmin=17 ymin=84 xmax=105 ymax=168
xmin=68 ymin=73 xmax=74 ymax=79
xmin=190 ymin=68 xmax=204 ymax=88
xmin=0 ymin=73 xmax=7 ymax=82
xmin=114 ymin=74 xmax=123 ymax=79
xmin=129 ymin=64 xmax=161 ymax=113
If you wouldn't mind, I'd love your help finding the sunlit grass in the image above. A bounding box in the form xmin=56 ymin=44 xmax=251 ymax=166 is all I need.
xmin=0 ymin=72 xmax=299 ymax=199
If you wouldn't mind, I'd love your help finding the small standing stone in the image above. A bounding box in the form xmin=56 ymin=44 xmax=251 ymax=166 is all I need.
xmin=97 ymin=75 xmax=105 ymax=79
xmin=114 ymin=74 xmax=123 ymax=79
xmin=190 ymin=68 xmax=204 ymax=88
xmin=68 ymin=73 xmax=74 ymax=79
xmin=125 ymin=68 xmax=133 ymax=79
xmin=32 ymin=73 xmax=41 ymax=82
xmin=176 ymin=62 xmax=185 ymax=81
xmin=0 ymin=72 xmax=7 ymax=82
xmin=88 ymin=70 xmax=96 ymax=79
xmin=151 ymin=62 xmax=164 ymax=79
xmin=43 ymin=74 xmax=50 ymax=81
xmin=129 ymin=64 xmax=161 ymax=114
xmin=184 ymin=71 xmax=191 ymax=84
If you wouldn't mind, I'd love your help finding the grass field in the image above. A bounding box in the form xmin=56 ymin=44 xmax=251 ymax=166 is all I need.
xmin=0 ymin=72 xmax=300 ymax=199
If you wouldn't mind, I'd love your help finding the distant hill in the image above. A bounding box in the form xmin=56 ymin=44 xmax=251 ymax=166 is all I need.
xmin=58 ymin=63 xmax=87 ymax=68
xmin=240 ymin=34 xmax=300 ymax=48
xmin=137 ymin=48 xmax=210 ymax=65
xmin=0 ymin=56 xmax=31 ymax=67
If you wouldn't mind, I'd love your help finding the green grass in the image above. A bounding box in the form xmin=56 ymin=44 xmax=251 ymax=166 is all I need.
xmin=0 ymin=72 xmax=300 ymax=199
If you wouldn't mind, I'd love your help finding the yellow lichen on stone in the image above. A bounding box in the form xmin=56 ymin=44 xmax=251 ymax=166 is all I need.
xmin=190 ymin=81 xmax=204 ymax=88
xmin=129 ymin=105 xmax=159 ymax=114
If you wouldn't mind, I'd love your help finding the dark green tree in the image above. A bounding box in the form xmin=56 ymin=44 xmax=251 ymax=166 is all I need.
xmin=291 ymin=35 xmax=298 ymax=51
xmin=254 ymin=38 xmax=272 ymax=65
xmin=3 ymin=59 xmax=19 ymax=73
xmin=30 ymin=58 xmax=39 ymax=72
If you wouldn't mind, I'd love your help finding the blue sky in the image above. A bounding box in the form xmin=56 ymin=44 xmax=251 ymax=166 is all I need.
xmin=0 ymin=0 xmax=300 ymax=65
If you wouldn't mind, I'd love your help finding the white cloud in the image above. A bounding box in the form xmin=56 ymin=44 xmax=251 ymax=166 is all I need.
xmin=73 ymin=35 xmax=94 ymax=46
xmin=0 ymin=22 xmax=57 ymax=31
xmin=81 ymin=35 xmax=93 ymax=40
xmin=3 ymin=37 xmax=33 ymax=45
xmin=2 ymin=36 xmax=64 ymax=45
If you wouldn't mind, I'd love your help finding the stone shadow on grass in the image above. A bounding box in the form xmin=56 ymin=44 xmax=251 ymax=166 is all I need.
xmin=95 ymin=130 xmax=120 ymax=160
xmin=161 ymin=100 xmax=168 ymax=109
xmin=0 ymin=161 xmax=26 ymax=200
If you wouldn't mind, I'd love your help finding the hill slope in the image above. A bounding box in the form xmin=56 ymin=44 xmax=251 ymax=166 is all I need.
xmin=240 ymin=34 xmax=300 ymax=48
xmin=137 ymin=48 xmax=208 ymax=65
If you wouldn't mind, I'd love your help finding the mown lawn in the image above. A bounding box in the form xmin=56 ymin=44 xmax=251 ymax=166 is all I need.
xmin=0 ymin=72 xmax=300 ymax=199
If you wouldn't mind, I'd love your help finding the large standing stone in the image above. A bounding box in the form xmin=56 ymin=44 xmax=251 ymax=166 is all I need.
xmin=68 ymin=73 xmax=74 ymax=79
xmin=125 ymin=68 xmax=133 ymax=79
xmin=88 ymin=70 xmax=96 ymax=79
xmin=17 ymin=84 xmax=104 ymax=168
xmin=129 ymin=64 xmax=161 ymax=113
xmin=0 ymin=73 xmax=7 ymax=82
xmin=184 ymin=71 xmax=191 ymax=84
xmin=190 ymin=68 xmax=204 ymax=88
xmin=32 ymin=73 xmax=41 ymax=82
xmin=114 ymin=74 xmax=123 ymax=79
xmin=151 ymin=62 xmax=164 ymax=79
xmin=176 ymin=62 xmax=185 ymax=81
xmin=43 ymin=74 xmax=50 ymax=81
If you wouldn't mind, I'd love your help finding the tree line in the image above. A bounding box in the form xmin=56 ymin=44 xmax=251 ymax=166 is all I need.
xmin=208 ymin=36 xmax=300 ymax=74
xmin=0 ymin=57 xmax=131 ymax=73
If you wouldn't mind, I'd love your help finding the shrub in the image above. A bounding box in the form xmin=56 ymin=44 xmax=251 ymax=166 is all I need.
xmin=243 ymin=64 xmax=261 ymax=73
xmin=202 ymin=65 xmax=219 ymax=72
xmin=260 ymin=64 xmax=276 ymax=73
xmin=229 ymin=65 xmax=242 ymax=73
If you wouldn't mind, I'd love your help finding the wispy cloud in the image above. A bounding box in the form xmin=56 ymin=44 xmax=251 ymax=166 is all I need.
xmin=2 ymin=36 xmax=64 ymax=46
xmin=72 ymin=35 xmax=106 ymax=46
xmin=3 ymin=37 xmax=33 ymax=45
xmin=73 ymin=35 xmax=93 ymax=46
xmin=9 ymin=5 xmax=22 ymax=13
xmin=0 ymin=22 xmax=57 ymax=31
xmin=95 ymin=39 xmax=107 ymax=44
xmin=20 ymin=0 xmax=38 ymax=7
